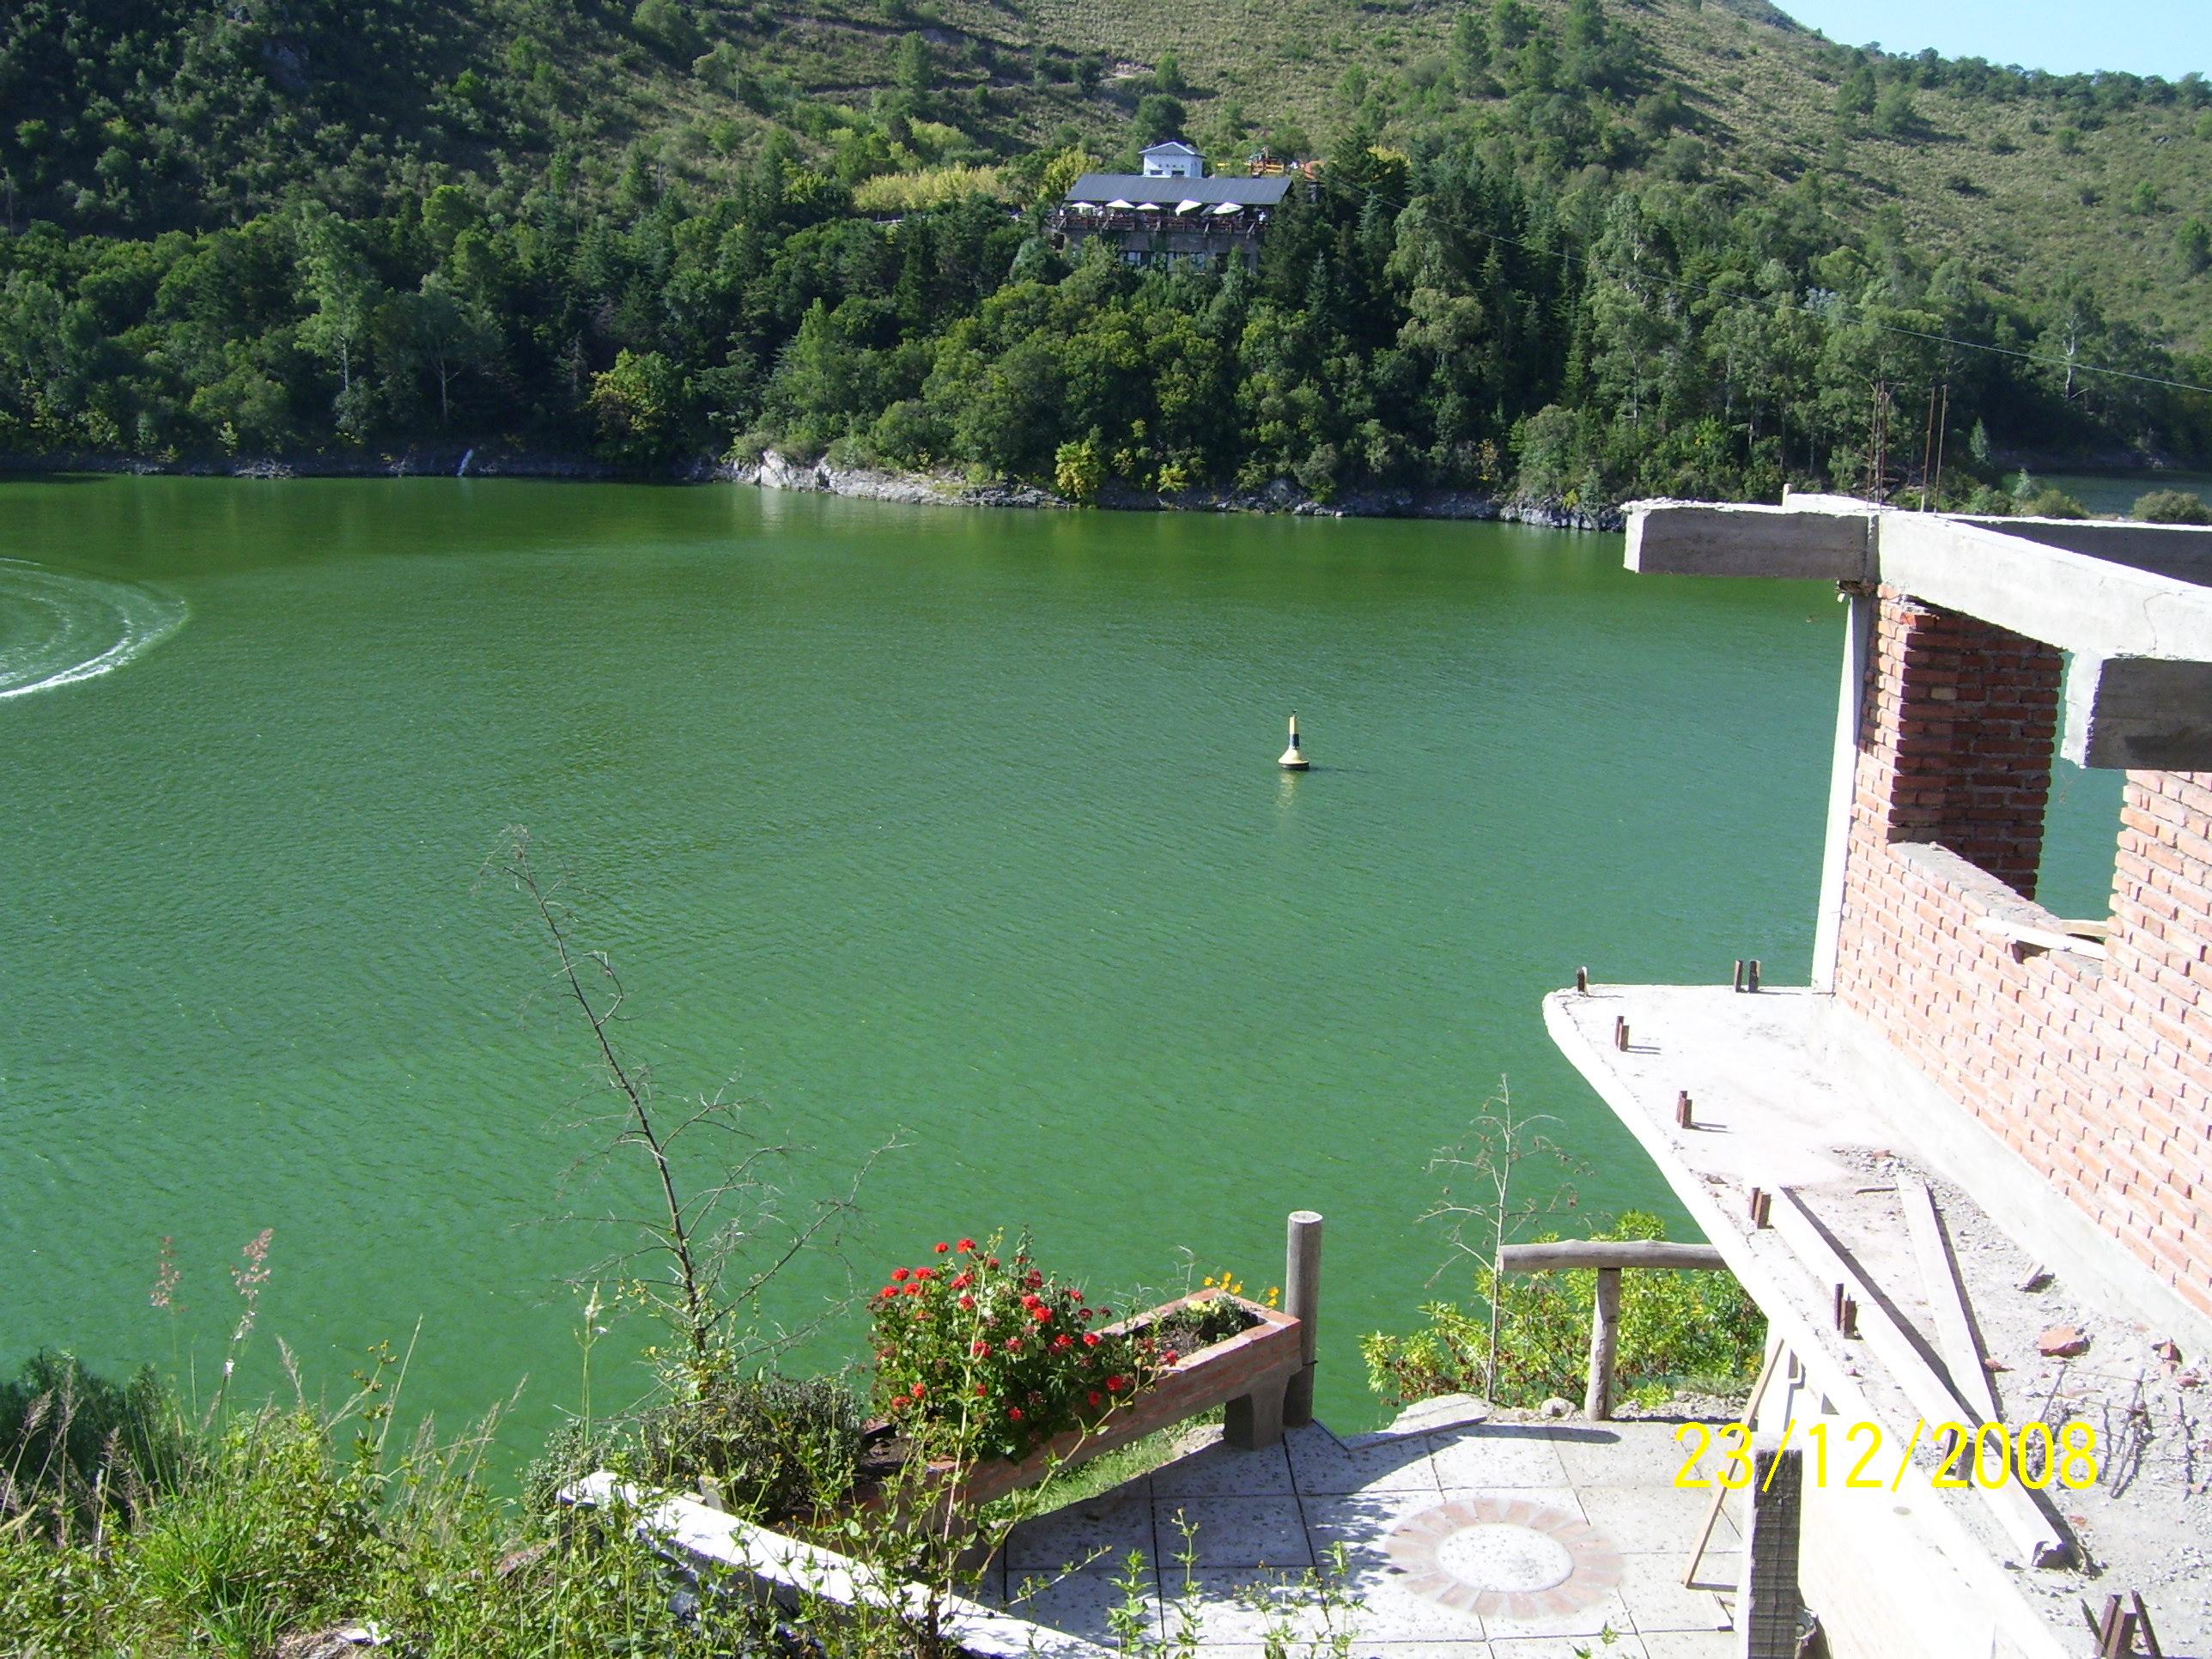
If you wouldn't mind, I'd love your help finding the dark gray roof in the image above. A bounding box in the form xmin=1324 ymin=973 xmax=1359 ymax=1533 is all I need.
xmin=1140 ymin=140 xmax=1203 ymax=155
xmin=1064 ymin=173 xmax=1291 ymax=207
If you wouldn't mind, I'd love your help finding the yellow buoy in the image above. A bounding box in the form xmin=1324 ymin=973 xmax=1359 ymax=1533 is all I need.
xmin=1278 ymin=713 xmax=1310 ymax=770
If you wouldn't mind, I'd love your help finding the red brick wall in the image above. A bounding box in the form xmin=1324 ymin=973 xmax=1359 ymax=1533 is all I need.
xmin=1833 ymin=589 xmax=2212 ymax=1318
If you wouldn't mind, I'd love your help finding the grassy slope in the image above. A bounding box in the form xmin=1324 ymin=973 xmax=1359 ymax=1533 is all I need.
xmin=599 ymin=0 xmax=2211 ymax=350
xmin=9 ymin=0 xmax=2208 ymax=349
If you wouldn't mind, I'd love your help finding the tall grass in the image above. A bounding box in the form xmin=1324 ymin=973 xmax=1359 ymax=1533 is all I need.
xmin=0 ymin=1357 xmax=763 ymax=1657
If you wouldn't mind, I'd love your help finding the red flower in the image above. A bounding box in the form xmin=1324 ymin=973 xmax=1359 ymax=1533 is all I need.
xmin=1079 ymin=1308 xmax=1096 ymax=1322
xmin=951 ymin=1273 xmax=973 ymax=1290
xmin=1034 ymin=1306 xmax=1052 ymax=1323
xmin=1020 ymin=1293 xmax=1041 ymax=1310
xmin=915 ymin=1267 xmax=934 ymax=1281
xmin=910 ymin=1382 xmax=927 ymax=1400
xmin=957 ymin=1237 xmax=977 ymax=1252
xmin=987 ymin=1256 xmax=1001 ymax=1268
xmin=891 ymin=1267 xmax=910 ymax=1282
xmin=878 ymin=1286 xmax=898 ymax=1300
xmin=975 ymin=1382 xmax=988 ymax=1396
xmin=1082 ymin=1331 xmax=1101 ymax=1348
xmin=1008 ymin=1407 xmax=1024 ymax=1422
xmin=1163 ymin=1350 xmax=1180 ymax=1365
xmin=1024 ymin=1270 xmax=1044 ymax=1289
xmin=1106 ymin=1376 xmax=1125 ymax=1394
xmin=1087 ymin=1390 xmax=1103 ymax=1407
xmin=1006 ymin=1337 xmax=1024 ymax=1353
xmin=935 ymin=1242 xmax=951 ymax=1254
xmin=958 ymin=1293 xmax=976 ymax=1310
xmin=1054 ymin=1334 xmax=1073 ymax=1351
xmin=1070 ymin=1289 xmax=1085 ymax=1303
xmin=904 ymin=1284 xmax=923 ymax=1297
xmin=1096 ymin=1308 xmax=1112 ymax=1319
xmin=972 ymin=1339 xmax=992 ymax=1357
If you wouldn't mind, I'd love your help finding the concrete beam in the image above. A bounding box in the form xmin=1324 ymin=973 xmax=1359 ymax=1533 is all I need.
xmin=1875 ymin=514 xmax=2212 ymax=665
xmin=1957 ymin=515 xmax=2212 ymax=586
xmin=1625 ymin=501 xmax=1873 ymax=581
xmin=1780 ymin=488 xmax=1888 ymax=514
xmin=2062 ymin=653 xmax=2212 ymax=769
xmin=1626 ymin=505 xmax=2212 ymax=765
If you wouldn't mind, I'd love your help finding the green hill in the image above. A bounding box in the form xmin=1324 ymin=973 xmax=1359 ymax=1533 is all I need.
xmin=3 ymin=0 xmax=2209 ymax=501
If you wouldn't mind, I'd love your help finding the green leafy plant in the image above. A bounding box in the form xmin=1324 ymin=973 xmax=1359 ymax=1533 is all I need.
xmin=1363 ymin=1212 xmax=1765 ymax=1409
xmin=637 ymin=1369 xmax=865 ymax=1519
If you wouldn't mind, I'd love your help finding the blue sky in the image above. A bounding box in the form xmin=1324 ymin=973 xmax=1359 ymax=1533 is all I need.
xmin=1774 ymin=1 xmax=2208 ymax=79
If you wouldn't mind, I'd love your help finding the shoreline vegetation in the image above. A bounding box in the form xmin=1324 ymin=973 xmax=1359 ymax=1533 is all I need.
xmin=15 ymin=442 xmax=2212 ymax=532
xmin=0 ymin=443 xmax=1629 ymax=528
xmin=16 ymin=444 xmax=2212 ymax=532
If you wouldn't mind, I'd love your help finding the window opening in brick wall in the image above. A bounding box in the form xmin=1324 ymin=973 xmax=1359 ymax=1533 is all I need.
xmin=2037 ymin=754 xmax=2126 ymax=924
xmin=1879 ymin=597 xmax=2067 ymax=908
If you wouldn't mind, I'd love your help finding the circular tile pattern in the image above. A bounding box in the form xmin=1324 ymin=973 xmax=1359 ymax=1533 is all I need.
xmin=1383 ymin=1496 xmax=1623 ymax=1623
xmin=1433 ymin=1522 xmax=1575 ymax=1592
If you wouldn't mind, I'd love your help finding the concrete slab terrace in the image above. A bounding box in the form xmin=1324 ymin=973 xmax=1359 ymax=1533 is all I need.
xmin=981 ymin=1403 xmax=1745 ymax=1659
xmin=1544 ymin=982 xmax=2212 ymax=1659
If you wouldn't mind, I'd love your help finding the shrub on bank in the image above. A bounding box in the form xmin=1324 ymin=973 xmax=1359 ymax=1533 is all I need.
xmin=2133 ymin=488 xmax=2212 ymax=524
xmin=1360 ymin=1212 xmax=1765 ymax=1409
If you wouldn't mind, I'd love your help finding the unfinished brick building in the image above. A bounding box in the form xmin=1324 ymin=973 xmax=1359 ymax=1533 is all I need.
xmin=1548 ymin=496 xmax=2211 ymax=1659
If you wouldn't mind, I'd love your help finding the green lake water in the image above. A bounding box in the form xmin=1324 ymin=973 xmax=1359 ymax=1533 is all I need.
xmin=0 ymin=476 xmax=2111 ymax=1449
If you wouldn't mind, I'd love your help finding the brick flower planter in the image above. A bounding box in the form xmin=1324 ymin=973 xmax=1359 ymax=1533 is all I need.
xmin=867 ymin=1288 xmax=1304 ymax=1514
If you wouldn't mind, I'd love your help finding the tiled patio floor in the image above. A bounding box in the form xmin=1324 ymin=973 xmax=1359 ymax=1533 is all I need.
xmin=985 ymin=1398 xmax=1742 ymax=1659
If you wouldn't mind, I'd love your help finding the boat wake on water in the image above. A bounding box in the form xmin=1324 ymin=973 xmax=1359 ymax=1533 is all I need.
xmin=0 ymin=560 xmax=187 ymax=701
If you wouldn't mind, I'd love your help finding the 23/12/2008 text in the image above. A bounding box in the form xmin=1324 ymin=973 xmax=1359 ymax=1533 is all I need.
xmin=1674 ymin=1419 xmax=2100 ymax=1492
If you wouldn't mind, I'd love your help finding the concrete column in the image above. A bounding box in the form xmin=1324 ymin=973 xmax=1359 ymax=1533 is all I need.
xmin=1738 ymin=1445 xmax=1805 ymax=1659
xmin=1813 ymin=590 xmax=1874 ymax=993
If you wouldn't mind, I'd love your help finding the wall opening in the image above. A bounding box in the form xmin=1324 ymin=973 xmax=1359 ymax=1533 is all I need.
xmin=2036 ymin=754 xmax=2126 ymax=924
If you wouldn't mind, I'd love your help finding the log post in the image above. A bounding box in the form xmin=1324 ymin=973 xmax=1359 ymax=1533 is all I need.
xmin=1283 ymin=1210 xmax=1323 ymax=1428
xmin=1584 ymin=1266 xmax=1621 ymax=1421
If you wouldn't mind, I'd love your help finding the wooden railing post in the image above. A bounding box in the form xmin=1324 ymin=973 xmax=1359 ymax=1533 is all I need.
xmin=1496 ymin=1240 xmax=1729 ymax=1424
xmin=1585 ymin=1266 xmax=1621 ymax=1421
xmin=1283 ymin=1210 xmax=1323 ymax=1428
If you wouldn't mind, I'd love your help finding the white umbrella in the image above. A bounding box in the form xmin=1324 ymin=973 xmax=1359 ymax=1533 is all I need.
xmin=1175 ymin=198 xmax=1203 ymax=214
xmin=1105 ymin=198 xmax=1134 ymax=210
xmin=1210 ymin=201 xmax=1242 ymax=215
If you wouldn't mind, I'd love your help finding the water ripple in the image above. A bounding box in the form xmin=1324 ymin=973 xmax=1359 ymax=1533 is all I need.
xmin=0 ymin=558 xmax=186 ymax=701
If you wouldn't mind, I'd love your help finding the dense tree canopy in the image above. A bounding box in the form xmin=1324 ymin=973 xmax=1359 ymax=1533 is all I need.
xmin=3 ymin=0 xmax=2207 ymax=502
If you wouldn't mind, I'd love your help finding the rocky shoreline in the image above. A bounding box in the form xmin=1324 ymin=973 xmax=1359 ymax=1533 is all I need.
xmin=711 ymin=447 xmax=1626 ymax=531
xmin=3 ymin=443 xmax=1624 ymax=531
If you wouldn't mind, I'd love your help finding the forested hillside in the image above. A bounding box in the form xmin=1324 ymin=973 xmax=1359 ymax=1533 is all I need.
xmin=3 ymin=0 xmax=2209 ymax=504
